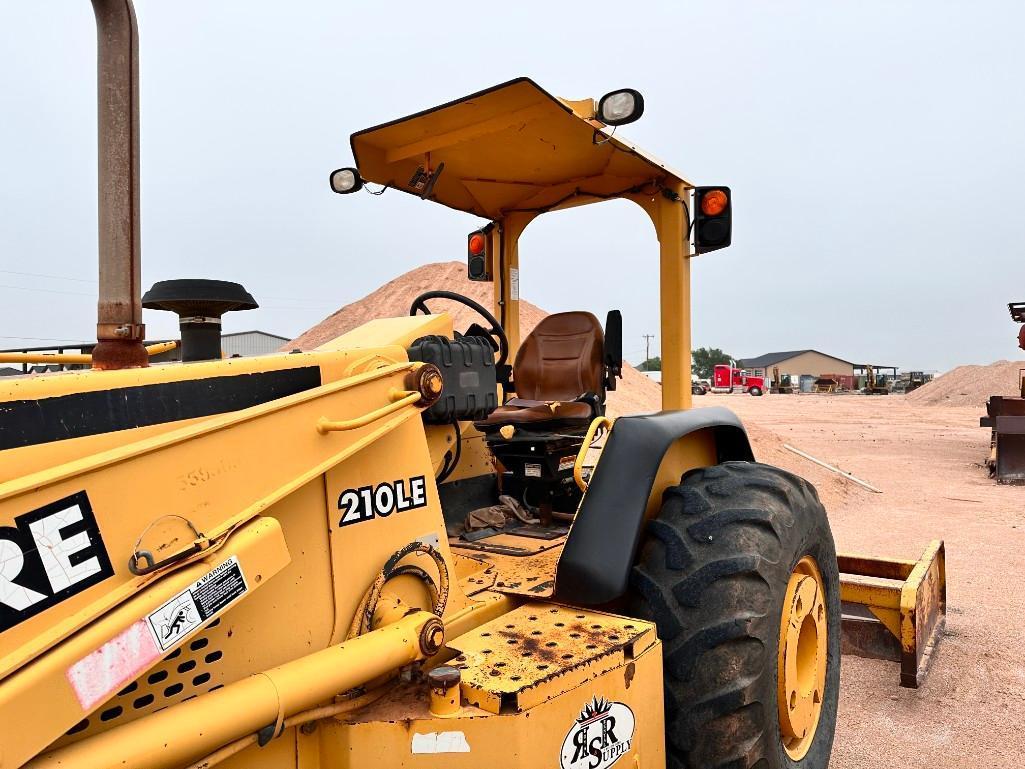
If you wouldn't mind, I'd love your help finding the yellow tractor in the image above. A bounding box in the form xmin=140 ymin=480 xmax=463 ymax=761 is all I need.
xmin=0 ymin=4 xmax=946 ymax=769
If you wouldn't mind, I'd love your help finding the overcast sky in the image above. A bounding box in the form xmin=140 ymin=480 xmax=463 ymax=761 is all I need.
xmin=2 ymin=1 xmax=1022 ymax=371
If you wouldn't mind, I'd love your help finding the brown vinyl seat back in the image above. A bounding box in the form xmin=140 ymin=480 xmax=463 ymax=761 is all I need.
xmin=514 ymin=311 xmax=605 ymax=403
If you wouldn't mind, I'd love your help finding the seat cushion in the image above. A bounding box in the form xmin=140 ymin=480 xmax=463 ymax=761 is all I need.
xmin=514 ymin=312 xmax=605 ymax=403
xmin=474 ymin=399 xmax=594 ymax=432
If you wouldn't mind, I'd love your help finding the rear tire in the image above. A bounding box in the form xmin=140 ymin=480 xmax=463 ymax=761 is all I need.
xmin=628 ymin=462 xmax=840 ymax=769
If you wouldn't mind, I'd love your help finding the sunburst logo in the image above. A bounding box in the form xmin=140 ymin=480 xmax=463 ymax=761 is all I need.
xmin=577 ymin=695 xmax=613 ymax=723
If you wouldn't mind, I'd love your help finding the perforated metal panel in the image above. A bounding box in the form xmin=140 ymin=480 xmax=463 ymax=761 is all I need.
xmin=446 ymin=603 xmax=656 ymax=714
xmin=60 ymin=618 xmax=227 ymax=744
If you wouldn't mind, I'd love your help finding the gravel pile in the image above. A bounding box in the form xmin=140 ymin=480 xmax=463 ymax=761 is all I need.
xmin=906 ymin=359 xmax=1025 ymax=407
xmin=285 ymin=260 xmax=663 ymax=418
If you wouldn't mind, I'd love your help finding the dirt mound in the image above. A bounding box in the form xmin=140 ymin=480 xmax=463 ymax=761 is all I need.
xmin=285 ymin=261 xmax=547 ymax=350
xmin=905 ymin=360 xmax=1025 ymax=407
xmin=287 ymin=260 xmax=665 ymax=416
xmin=605 ymin=366 xmax=662 ymax=418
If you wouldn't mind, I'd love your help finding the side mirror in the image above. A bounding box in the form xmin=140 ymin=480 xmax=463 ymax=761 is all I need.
xmin=329 ymin=167 xmax=364 ymax=194
xmin=597 ymin=89 xmax=644 ymax=126
xmin=603 ymin=310 xmax=623 ymax=391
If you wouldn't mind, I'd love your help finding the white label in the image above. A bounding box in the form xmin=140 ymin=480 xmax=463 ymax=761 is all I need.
xmin=525 ymin=463 xmax=542 ymax=478
xmin=560 ymin=697 xmax=635 ymax=769
xmin=411 ymin=731 xmax=471 ymax=754
xmin=146 ymin=556 xmax=247 ymax=651
xmin=416 ymin=532 xmax=441 ymax=549
xmin=67 ymin=620 xmax=160 ymax=710
xmin=510 ymin=267 xmax=520 ymax=300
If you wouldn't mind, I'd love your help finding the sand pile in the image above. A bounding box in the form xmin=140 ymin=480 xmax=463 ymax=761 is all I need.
xmin=905 ymin=360 xmax=1025 ymax=407
xmin=286 ymin=262 xmax=546 ymax=350
xmin=286 ymin=260 xmax=660 ymax=416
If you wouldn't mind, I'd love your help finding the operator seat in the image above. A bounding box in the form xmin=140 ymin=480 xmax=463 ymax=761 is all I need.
xmin=475 ymin=311 xmax=607 ymax=433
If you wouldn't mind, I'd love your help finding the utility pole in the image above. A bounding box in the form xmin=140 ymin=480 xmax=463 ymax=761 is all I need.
xmin=643 ymin=334 xmax=654 ymax=364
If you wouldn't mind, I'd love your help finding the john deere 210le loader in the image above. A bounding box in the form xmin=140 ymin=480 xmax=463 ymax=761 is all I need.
xmin=0 ymin=4 xmax=947 ymax=769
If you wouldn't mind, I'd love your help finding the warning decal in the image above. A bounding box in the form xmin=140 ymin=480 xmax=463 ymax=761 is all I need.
xmin=146 ymin=556 xmax=247 ymax=651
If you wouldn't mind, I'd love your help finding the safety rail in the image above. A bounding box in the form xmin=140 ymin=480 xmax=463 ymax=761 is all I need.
xmin=0 ymin=341 xmax=180 ymax=367
xmin=573 ymin=416 xmax=614 ymax=492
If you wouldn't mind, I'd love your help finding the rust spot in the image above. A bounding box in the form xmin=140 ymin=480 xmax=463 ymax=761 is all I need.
xmin=91 ymin=339 xmax=149 ymax=370
xmin=497 ymin=629 xmax=560 ymax=664
xmin=624 ymin=661 xmax=636 ymax=689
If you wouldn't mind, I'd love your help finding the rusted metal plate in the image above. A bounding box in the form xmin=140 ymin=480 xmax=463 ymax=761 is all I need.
xmin=447 ymin=603 xmax=655 ymax=714
xmin=450 ymin=531 xmax=567 ymax=556
xmin=899 ymin=540 xmax=946 ymax=688
xmin=841 ymin=606 xmax=901 ymax=662
xmin=470 ymin=546 xmax=562 ymax=598
xmin=451 ymin=552 xmax=499 ymax=596
xmin=837 ymin=554 xmax=916 ymax=582
xmin=984 ymin=397 xmax=1025 ymax=483
xmin=838 ymin=540 xmax=947 ymax=688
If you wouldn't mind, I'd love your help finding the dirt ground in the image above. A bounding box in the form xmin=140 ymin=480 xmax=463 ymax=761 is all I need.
xmin=695 ymin=392 xmax=1025 ymax=768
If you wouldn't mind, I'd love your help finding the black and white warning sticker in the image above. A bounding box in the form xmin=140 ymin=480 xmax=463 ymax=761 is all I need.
xmin=146 ymin=556 xmax=247 ymax=651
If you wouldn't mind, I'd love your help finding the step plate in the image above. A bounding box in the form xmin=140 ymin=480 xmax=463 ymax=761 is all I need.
xmin=447 ymin=602 xmax=656 ymax=714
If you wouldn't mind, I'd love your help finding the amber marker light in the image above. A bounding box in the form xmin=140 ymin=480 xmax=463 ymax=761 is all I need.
xmin=700 ymin=189 xmax=729 ymax=216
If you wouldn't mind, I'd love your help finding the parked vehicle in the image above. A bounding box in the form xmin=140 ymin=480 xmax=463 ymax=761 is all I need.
xmin=711 ymin=364 xmax=766 ymax=395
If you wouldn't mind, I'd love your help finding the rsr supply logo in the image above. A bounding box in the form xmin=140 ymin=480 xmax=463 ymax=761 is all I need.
xmin=0 ymin=492 xmax=113 ymax=632
xmin=560 ymin=697 xmax=636 ymax=769
xmin=337 ymin=476 xmax=427 ymax=527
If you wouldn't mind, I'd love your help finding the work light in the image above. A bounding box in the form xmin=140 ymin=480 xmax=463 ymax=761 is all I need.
xmin=597 ymin=88 xmax=645 ymax=126
xmin=329 ymin=167 xmax=364 ymax=194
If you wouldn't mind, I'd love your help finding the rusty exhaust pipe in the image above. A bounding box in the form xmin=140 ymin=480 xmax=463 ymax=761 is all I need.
xmin=90 ymin=0 xmax=148 ymax=369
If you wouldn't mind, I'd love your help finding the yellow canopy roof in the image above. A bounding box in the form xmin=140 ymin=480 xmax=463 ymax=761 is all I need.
xmin=350 ymin=78 xmax=691 ymax=220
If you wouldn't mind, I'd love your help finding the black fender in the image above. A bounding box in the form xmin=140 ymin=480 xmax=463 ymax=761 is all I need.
xmin=553 ymin=407 xmax=754 ymax=606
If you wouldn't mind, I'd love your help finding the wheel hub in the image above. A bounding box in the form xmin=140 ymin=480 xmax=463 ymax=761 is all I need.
xmin=777 ymin=555 xmax=827 ymax=761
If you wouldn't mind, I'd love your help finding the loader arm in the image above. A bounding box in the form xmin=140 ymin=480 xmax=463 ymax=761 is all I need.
xmin=0 ymin=351 xmax=453 ymax=767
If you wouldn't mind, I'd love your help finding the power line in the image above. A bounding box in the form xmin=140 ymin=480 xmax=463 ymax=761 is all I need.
xmin=0 ymin=269 xmax=94 ymax=283
xmin=0 ymin=335 xmax=91 ymax=343
xmin=0 ymin=284 xmax=93 ymax=297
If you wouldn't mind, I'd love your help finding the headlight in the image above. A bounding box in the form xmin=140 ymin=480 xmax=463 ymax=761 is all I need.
xmin=329 ymin=167 xmax=364 ymax=194
xmin=597 ymin=88 xmax=644 ymax=126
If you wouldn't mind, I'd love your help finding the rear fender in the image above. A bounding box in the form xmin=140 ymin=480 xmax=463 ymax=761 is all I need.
xmin=554 ymin=407 xmax=754 ymax=605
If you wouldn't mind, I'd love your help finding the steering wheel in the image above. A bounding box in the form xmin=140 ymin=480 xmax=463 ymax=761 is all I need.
xmin=409 ymin=290 xmax=509 ymax=367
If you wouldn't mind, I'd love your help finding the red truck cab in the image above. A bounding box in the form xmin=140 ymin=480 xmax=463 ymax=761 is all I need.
xmin=711 ymin=364 xmax=766 ymax=396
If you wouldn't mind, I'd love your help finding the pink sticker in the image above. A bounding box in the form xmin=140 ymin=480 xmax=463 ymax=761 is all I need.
xmin=66 ymin=620 xmax=160 ymax=710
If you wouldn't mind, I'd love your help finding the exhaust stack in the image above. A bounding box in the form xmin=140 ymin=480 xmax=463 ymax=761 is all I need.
xmin=90 ymin=0 xmax=147 ymax=369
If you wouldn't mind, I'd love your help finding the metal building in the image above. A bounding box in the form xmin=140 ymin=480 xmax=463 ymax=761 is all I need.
xmin=221 ymin=331 xmax=291 ymax=358
xmin=738 ymin=349 xmax=855 ymax=380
